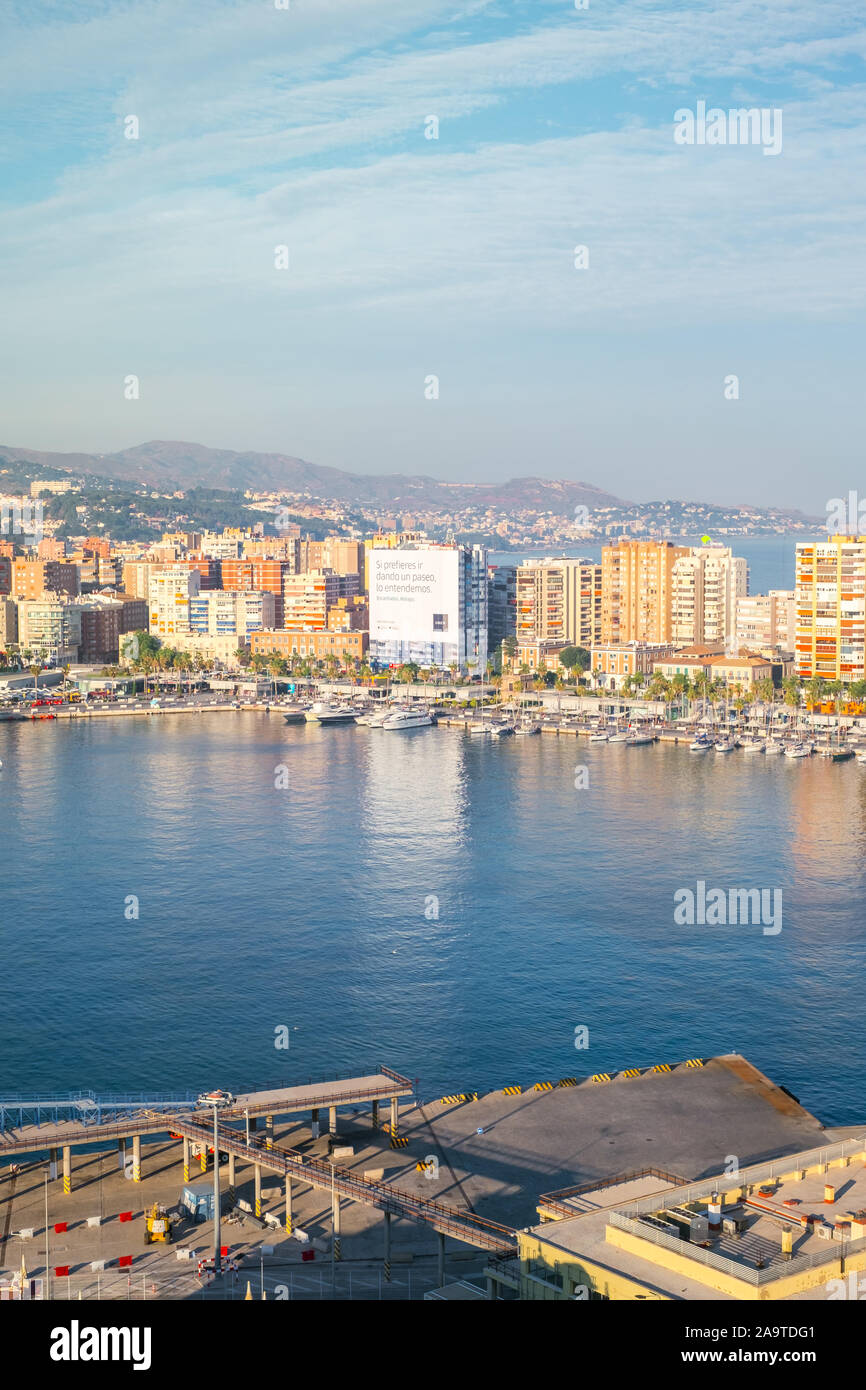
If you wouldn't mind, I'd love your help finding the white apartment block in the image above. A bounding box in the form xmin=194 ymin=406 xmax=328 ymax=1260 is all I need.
xmin=148 ymin=566 xmax=201 ymax=638
xmin=188 ymin=589 xmax=275 ymax=639
xmin=735 ymin=590 xmax=795 ymax=652
xmin=671 ymin=547 xmax=748 ymax=647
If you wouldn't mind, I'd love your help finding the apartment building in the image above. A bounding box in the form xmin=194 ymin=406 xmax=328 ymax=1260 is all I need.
xmin=795 ymin=537 xmax=866 ymax=682
xmin=148 ymin=566 xmax=201 ymax=638
xmin=487 ymin=565 xmax=517 ymax=650
xmin=735 ymin=590 xmax=795 ymax=653
xmin=601 ymin=540 xmax=689 ymax=644
xmin=17 ymin=597 xmax=82 ymax=662
xmin=671 ymin=546 xmax=748 ymax=646
xmin=10 ymin=559 xmax=80 ymax=600
xmin=299 ymin=539 xmax=365 ymax=587
xmin=516 ymin=557 xmax=601 ymax=650
xmin=368 ymin=542 xmax=487 ymax=672
xmin=188 ymin=589 xmax=275 ymax=640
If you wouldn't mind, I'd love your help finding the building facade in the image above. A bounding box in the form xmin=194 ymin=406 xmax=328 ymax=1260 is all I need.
xmin=601 ymin=540 xmax=689 ymax=645
xmin=148 ymin=566 xmax=201 ymax=639
xmin=368 ymin=543 xmax=487 ymax=671
xmin=671 ymin=547 xmax=748 ymax=647
xmin=795 ymin=538 xmax=866 ymax=683
xmin=516 ymin=558 xmax=601 ymax=651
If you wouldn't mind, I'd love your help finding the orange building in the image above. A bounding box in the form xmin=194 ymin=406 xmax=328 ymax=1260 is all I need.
xmin=10 ymin=559 xmax=79 ymax=600
xmin=795 ymin=537 xmax=866 ymax=682
xmin=601 ymin=539 xmax=689 ymax=644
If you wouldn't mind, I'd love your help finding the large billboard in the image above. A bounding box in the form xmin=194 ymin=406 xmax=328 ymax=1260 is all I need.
xmin=369 ymin=548 xmax=460 ymax=648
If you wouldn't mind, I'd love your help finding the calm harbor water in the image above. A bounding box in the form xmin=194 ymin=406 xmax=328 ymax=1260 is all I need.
xmin=1 ymin=712 xmax=864 ymax=1123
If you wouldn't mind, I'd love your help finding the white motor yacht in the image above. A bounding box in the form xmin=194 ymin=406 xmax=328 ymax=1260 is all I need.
xmin=589 ymin=731 xmax=609 ymax=743
xmin=304 ymin=701 xmax=357 ymax=724
xmin=626 ymin=731 xmax=654 ymax=745
xmin=382 ymin=708 xmax=433 ymax=730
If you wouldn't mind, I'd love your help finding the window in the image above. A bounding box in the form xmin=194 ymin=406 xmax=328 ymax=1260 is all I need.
xmin=433 ymin=613 xmax=448 ymax=632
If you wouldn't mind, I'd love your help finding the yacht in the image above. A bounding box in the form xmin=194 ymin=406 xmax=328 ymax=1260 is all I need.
xmin=626 ymin=730 xmax=654 ymax=746
xmin=304 ymin=701 xmax=357 ymax=724
xmin=714 ymin=738 xmax=735 ymax=754
xmin=608 ymin=729 xmax=630 ymax=743
xmin=588 ymin=730 xmax=609 ymax=743
xmin=689 ymin=734 xmax=713 ymax=752
xmin=764 ymin=739 xmax=784 ymax=754
xmin=514 ymin=719 xmax=541 ymax=736
xmin=740 ymin=738 xmax=765 ymax=753
xmin=382 ymin=708 xmax=433 ymax=731
xmin=367 ymin=708 xmax=392 ymax=727
xmin=281 ymin=704 xmax=307 ymax=724
xmin=784 ymin=742 xmax=810 ymax=758
xmin=490 ymin=722 xmax=515 ymax=738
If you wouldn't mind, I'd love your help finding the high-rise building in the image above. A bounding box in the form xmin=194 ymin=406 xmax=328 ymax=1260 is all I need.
xmin=601 ymin=539 xmax=689 ymax=645
xmin=148 ymin=566 xmax=200 ymax=639
xmin=795 ymin=538 xmax=866 ymax=682
xmin=369 ymin=542 xmax=487 ymax=671
xmin=188 ymin=589 xmax=275 ymax=640
xmin=516 ymin=557 xmax=601 ymax=650
xmin=281 ymin=570 xmax=348 ymax=631
xmin=735 ymin=590 xmax=795 ymax=653
xmin=487 ymin=565 xmax=517 ymax=649
xmin=671 ymin=546 xmax=748 ymax=647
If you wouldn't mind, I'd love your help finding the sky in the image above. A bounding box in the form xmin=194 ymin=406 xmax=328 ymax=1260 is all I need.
xmin=1 ymin=0 xmax=864 ymax=510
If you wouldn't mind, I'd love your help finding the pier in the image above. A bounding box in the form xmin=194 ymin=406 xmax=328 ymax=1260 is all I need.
xmin=1 ymin=1054 xmax=843 ymax=1300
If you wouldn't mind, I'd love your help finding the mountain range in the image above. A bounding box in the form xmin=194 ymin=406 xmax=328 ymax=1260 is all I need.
xmin=0 ymin=440 xmax=627 ymax=512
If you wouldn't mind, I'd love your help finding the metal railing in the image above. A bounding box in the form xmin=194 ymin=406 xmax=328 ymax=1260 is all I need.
xmin=609 ymin=1211 xmax=866 ymax=1287
xmin=538 ymin=1166 xmax=687 ymax=1219
xmin=171 ymin=1115 xmax=517 ymax=1254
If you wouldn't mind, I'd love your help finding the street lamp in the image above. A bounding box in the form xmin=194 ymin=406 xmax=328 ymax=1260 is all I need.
xmin=211 ymin=1103 xmax=222 ymax=1278
xmin=196 ymin=1091 xmax=234 ymax=1280
xmin=44 ymin=1169 xmax=50 ymax=1302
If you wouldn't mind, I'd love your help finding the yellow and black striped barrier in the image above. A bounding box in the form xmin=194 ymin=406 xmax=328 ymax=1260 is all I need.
xmin=390 ymin=1136 xmax=409 ymax=1149
xmin=620 ymin=1068 xmax=641 ymax=1080
xmin=591 ymin=1073 xmax=612 ymax=1083
xmin=651 ymin=1063 xmax=672 ymax=1073
xmin=384 ymin=1261 xmax=391 ymax=1282
xmin=334 ymin=1238 xmax=341 ymax=1262
xmin=533 ymin=1081 xmax=554 ymax=1092
xmin=684 ymin=1058 xmax=705 ymax=1069
xmin=416 ymin=1160 xmax=435 ymax=1173
xmin=558 ymin=1077 xmax=577 ymax=1087
xmin=440 ymin=1092 xmax=476 ymax=1104
xmin=502 ymin=1085 xmax=522 ymax=1096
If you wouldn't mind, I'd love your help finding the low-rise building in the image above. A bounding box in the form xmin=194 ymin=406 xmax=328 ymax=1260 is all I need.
xmin=590 ymin=641 xmax=676 ymax=690
xmin=250 ymin=628 xmax=368 ymax=664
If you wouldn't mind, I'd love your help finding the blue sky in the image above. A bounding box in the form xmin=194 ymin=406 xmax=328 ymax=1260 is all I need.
xmin=1 ymin=0 xmax=864 ymax=510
